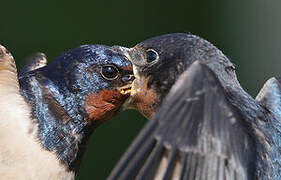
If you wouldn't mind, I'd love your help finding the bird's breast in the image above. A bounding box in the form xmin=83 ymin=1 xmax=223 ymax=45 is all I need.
xmin=0 ymin=90 xmax=74 ymax=180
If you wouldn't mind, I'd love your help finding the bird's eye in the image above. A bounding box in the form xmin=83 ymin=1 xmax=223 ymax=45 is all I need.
xmin=101 ymin=65 xmax=119 ymax=80
xmin=146 ymin=49 xmax=159 ymax=63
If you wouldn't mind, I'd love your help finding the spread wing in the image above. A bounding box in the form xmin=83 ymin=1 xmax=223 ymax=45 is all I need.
xmin=108 ymin=61 xmax=257 ymax=180
xmin=19 ymin=52 xmax=47 ymax=76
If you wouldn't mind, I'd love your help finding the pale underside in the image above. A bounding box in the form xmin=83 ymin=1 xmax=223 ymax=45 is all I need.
xmin=0 ymin=45 xmax=74 ymax=180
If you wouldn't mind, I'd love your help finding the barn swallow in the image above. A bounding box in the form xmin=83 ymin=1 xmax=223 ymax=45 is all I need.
xmin=0 ymin=44 xmax=133 ymax=179
xmin=109 ymin=33 xmax=281 ymax=179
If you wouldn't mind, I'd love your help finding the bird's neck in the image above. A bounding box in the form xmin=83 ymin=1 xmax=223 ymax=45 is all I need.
xmin=19 ymin=70 xmax=94 ymax=173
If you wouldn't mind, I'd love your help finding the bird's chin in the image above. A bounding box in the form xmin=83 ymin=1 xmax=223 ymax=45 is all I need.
xmin=120 ymin=77 xmax=158 ymax=119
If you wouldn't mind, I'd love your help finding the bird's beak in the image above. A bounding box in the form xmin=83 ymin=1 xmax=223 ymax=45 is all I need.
xmin=112 ymin=45 xmax=145 ymax=111
xmin=112 ymin=46 xmax=132 ymax=61
xmin=111 ymin=46 xmax=134 ymax=110
xmin=111 ymin=45 xmax=143 ymax=80
xmin=118 ymin=84 xmax=132 ymax=95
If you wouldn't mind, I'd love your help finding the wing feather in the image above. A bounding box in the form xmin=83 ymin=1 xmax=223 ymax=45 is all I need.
xmin=108 ymin=61 xmax=257 ymax=180
xmin=256 ymin=76 xmax=281 ymax=121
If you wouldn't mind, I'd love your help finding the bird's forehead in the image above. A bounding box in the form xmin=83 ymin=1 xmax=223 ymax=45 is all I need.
xmin=138 ymin=33 xmax=193 ymax=47
xmin=55 ymin=45 xmax=132 ymax=69
xmin=93 ymin=47 xmax=132 ymax=68
xmin=135 ymin=33 xmax=196 ymax=59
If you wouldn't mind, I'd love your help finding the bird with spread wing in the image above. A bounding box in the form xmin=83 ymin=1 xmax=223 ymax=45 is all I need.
xmin=109 ymin=33 xmax=281 ymax=180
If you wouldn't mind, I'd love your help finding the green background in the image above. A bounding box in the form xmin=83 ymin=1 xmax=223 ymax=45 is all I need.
xmin=2 ymin=0 xmax=281 ymax=179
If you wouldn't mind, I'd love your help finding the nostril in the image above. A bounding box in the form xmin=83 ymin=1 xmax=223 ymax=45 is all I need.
xmin=122 ymin=75 xmax=134 ymax=83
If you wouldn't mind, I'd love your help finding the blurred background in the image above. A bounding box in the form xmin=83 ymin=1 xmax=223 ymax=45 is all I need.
xmin=1 ymin=0 xmax=281 ymax=179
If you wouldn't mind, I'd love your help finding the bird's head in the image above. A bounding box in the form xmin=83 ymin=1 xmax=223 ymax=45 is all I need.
xmin=19 ymin=44 xmax=134 ymax=170
xmin=58 ymin=44 xmax=134 ymax=125
xmin=114 ymin=33 xmax=234 ymax=119
xmin=23 ymin=44 xmax=134 ymax=125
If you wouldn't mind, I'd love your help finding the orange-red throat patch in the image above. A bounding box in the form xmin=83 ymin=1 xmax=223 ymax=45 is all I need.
xmin=84 ymin=90 xmax=129 ymax=124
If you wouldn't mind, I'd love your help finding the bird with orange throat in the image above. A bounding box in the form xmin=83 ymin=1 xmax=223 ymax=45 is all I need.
xmin=0 ymin=44 xmax=133 ymax=179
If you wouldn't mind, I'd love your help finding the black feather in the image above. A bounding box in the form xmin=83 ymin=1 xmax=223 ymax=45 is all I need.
xmin=108 ymin=61 xmax=257 ymax=180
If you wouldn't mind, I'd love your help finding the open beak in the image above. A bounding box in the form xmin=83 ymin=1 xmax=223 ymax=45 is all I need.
xmin=118 ymin=84 xmax=132 ymax=95
xmin=118 ymin=83 xmax=135 ymax=111
xmin=112 ymin=45 xmax=138 ymax=109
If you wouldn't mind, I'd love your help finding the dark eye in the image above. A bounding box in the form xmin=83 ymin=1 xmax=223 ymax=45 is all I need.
xmin=101 ymin=65 xmax=119 ymax=80
xmin=146 ymin=49 xmax=159 ymax=63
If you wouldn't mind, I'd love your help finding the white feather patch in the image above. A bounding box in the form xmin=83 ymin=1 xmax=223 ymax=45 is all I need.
xmin=0 ymin=45 xmax=74 ymax=180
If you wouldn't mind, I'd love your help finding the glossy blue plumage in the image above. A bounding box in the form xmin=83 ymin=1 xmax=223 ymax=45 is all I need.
xmin=18 ymin=44 xmax=132 ymax=171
